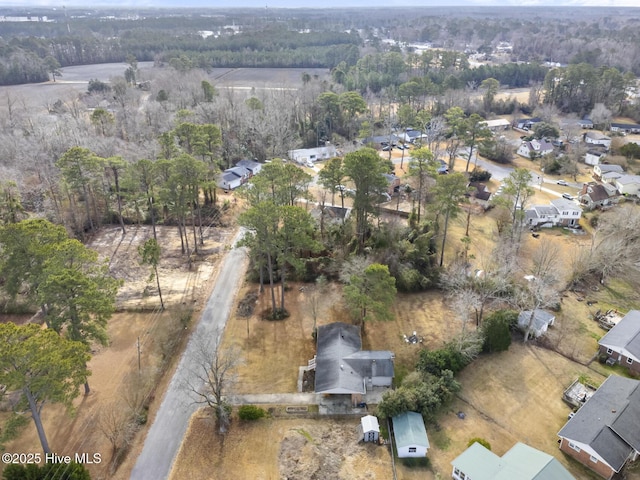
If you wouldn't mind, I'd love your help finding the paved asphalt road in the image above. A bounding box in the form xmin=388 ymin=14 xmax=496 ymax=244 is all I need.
xmin=131 ymin=230 xmax=248 ymax=480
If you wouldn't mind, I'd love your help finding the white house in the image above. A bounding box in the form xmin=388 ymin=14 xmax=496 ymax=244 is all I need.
xmin=550 ymin=197 xmax=582 ymax=226
xmin=518 ymin=309 xmax=556 ymax=338
xmin=610 ymin=122 xmax=640 ymax=134
xmin=392 ymin=411 xmax=429 ymax=458
xmin=525 ymin=198 xmax=582 ymax=228
xmin=584 ymin=149 xmax=606 ymax=166
xmin=584 ymin=131 xmax=611 ymax=150
xmin=517 ymin=139 xmax=554 ymax=159
xmin=615 ymin=174 xmax=640 ymax=196
xmin=217 ymin=166 xmax=249 ymax=190
xmin=288 ymin=145 xmax=337 ymax=165
xmin=481 ymin=118 xmax=510 ymax=132
xmin=360 ymin=415 xmax=380 ymax=443
xmin=593 ymin=163 xmax=624 ymax=179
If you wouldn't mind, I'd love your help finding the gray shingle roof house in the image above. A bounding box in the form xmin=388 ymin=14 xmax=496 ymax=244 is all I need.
xmin=558 ymin=375 xmax=640 ymax=479
xmin=392 ymin=411 xmax=429 ymax=458
xmin=236 ymin=159 xmax=262 ymax=175
xmin=610 ymin=122 xmax=640 ymax=134
xmin=594 ymin=164 xmax=624 ymax=178
xmin=517 ymin=309 xmax=556 ymax=338
xmin=452 ymin=441 xmax=575 ymax=480
xmin=314 ymin=322 xmax=394 ymax=395
xmin=517 ymin=138 xmax=554 ymax=159
xmin=525 ymin=199 xmax=582 ymax=228
xmin=598 ymin=310 xmax=640 ymax=375
xmin=218 ymin=166 xmax=250 ymax=190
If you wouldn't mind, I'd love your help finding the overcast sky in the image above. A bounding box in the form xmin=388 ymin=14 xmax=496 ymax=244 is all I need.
xmin=1 ymin=0 xmax=638 ymax=8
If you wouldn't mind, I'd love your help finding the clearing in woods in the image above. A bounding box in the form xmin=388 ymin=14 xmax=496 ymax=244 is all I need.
xmin=0 ymin=199 xmax=240 ymax=480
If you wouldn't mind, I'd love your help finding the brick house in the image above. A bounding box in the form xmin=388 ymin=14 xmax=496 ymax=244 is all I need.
xmin=557 ymin=375 xmax=640 ymax=479
xmin=598 ymin=310 xmax=640 ymax=375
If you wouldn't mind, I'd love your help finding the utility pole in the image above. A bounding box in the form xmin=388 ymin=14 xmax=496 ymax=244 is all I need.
xmin=137 ymin=337 xmax=141 ymax=373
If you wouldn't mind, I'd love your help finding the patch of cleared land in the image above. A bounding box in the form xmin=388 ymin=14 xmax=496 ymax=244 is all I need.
xmin=0 ymin=215 xmax=240 ymax=480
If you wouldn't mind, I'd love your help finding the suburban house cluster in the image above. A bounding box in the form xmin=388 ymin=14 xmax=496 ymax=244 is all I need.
xmin=216 ymin=159 xmax=262 ymax=191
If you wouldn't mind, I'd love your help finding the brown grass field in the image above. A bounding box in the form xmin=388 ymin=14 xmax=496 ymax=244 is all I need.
xmin=2 ymin=152 xmax=640 ymax=479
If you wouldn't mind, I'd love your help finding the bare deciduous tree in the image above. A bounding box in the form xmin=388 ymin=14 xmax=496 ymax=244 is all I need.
xmin=513 ymin=240 xmax=562 ymax=342
xmin=98 ymin=402 xmax=137 ymax=471
xmin=184 ymin=333 xmax=243 ymax=433
xmin=589 ymin=205 xmax=640 ymax=284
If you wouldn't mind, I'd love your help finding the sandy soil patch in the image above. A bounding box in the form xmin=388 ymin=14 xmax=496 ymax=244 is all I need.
xmin=170 ymin=414 xmax=395 ymax=480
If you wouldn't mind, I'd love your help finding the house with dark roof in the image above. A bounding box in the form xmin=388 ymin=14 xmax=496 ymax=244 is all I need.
xmin=236 ymin=159 xmax=262 ymax=176
xmin=392 ymin=411 xmax=429 ymax=458
xmin=467 ymin=182 xmax=492 ymax=209
xmin=313 ymin=322 xmax=394 ymax=396
xmin=383 ymin=173 xmax=401 ymax=196
xmin=610 ymin=122 xmax=640 ymax=134
xmin=217 ymin=166 xmax=250 ymax=190
xmin=310 ymin=205 xmax=351 ymax=226
xmin=579 ymin=117 xmax=594 ymax=129
xmin=578 ymin=182 xmax=617 ymax=210
xmin=584 ymin=149 xmax=607 ymax=166
xmin=557 ymin=375 xmax=640 ymax=479
xmin=584 ymin=132 xmax=612 ymax=150
xmin=452 ymin=441 xmax=575 ymax=480
xmin=598 ymin=310 xmax=640 ymax=375
xmin=516 ymin=117 xmax=542 ymax=130
xmin=400 ymin=128 xmax=425 ymax=143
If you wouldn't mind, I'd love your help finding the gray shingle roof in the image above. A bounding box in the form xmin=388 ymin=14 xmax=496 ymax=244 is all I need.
xmin=599 ymin=310 xmax=640 ymax=363
xmin=558 ymin=375 xmax=640 ymax=471
xmin=616 ymin=174 xmax=640 ymax=185
xmin=236 ymin=159 xmax=261 ymax=172
xmin=518 ymin=310 xmax=555 ymax=333
xmin=314 ymin=322 xmax=363 ymax=394
xmin=597 ymin=164 xmax=624 ymax=173
xmin=314 ymin=322 xmax=394 ymax=394
xmin=550 ymin=198 xmax=580 ymax=211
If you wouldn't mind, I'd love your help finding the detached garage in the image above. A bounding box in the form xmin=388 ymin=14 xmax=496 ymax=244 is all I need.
xmin=392 ymin=411 xmax=429 ymax=458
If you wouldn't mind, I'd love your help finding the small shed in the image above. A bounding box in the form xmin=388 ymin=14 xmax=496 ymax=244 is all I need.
xmin=392 ymin=411 xmax=429 ymax=458
xmin=361 ymin=415 xmax=380 ymax=443
xmin=518 ymin=309 xmax=556 ymax=338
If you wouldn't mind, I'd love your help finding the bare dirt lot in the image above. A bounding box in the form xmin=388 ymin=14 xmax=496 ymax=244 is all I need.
xmin=171 ymin=414 xmax=396 ymax=480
